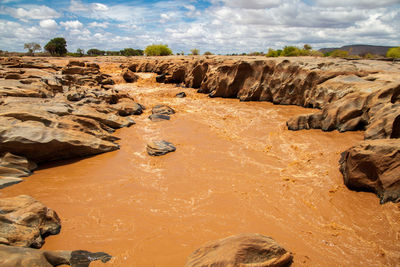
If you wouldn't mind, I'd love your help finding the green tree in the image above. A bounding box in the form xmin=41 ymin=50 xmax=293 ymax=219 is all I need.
xmin=44 ymin=37 xmax=67 ymax=56
xmin=329 ymin=49 xmax=349 ymax=58
xmin=266 ymin=48 xmax=280 ymax=57
xmin=303 ymin=44 xmax=312 ymax=50
xmin=281 ymin=46 xmax=301 ymax=57
xmin=190 ymin=48 xmax=200 ymax=55
xmin=120 ymin=48 xmax=143 ymax=56
xmin=203 ymin=51 xmax=213 ymax=55
xmin=144 ymin=44 xmax=172 ymax=56
xmin=386 ymin=47 xmax=400 ymax=58
xmin=76 ymin=48 xmax=84 ymax=56
xmin=87 ymin=48 xmax=105 ymax=56
xmin=24 ymin=42 xmax=41 ymax=56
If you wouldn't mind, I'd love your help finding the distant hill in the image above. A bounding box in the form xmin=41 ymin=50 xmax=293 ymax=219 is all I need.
xmin=318 ymin=44 xmax=396 ymax=56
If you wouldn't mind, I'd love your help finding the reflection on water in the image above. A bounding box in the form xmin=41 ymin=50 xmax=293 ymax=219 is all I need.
xmin=2 ymin=74 xmax=399 ymax=267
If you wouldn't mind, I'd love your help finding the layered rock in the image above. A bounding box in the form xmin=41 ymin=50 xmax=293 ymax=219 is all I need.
xmin=0 ymin=153 xmax=37 ymax=189
xmin=0 ymin=195 xmax=61 ymax=248
xmin=185 ymin=233 xmax=293 ymax=267
xmin=0 ymin=245 xmax=112 ymax=267
xmin=147 ymin=140 xmax=176 ymax=156
xmin=0 ymin=58 xmax=142 ymax=185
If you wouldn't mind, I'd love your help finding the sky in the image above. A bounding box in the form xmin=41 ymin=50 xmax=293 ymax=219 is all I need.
xmin=0 ymin=0 xmax=399 ymax=54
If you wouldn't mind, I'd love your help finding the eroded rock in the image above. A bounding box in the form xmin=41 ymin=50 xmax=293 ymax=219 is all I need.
xmin=0 ymin=245 xmax=112 ymax=267
xmin=185 ymin=233 xmax=293 ymax=267
xmin=0 ymin=195 xmax=61 ymax=248
xmin=152 ymin=104 xmax=175 ymax=115
xmin=339 ymin=139 xmax=400 ymax=203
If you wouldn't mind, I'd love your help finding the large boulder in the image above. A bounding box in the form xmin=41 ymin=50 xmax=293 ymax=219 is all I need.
xmin=185 ymin=233 xmax=293 ymax=267
xmin=339 ymin=139 xmax=400 ymax=203
xmin=0 ymin=195 xmax=61 ymax=248
xmin=0 ymin=245 xmax=112 ymax=267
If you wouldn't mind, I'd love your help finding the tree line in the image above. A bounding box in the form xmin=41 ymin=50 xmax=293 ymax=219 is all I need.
xmin=13 ymin=37 xmax=400 ymax=58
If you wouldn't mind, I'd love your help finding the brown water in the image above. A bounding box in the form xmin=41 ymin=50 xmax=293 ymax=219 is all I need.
xmin=2 ymin=73 xmax=400 ymax=266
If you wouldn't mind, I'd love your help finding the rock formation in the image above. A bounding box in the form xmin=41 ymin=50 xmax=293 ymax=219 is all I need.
xmin=0 ymin=57 xmax=143 ymax=187
xmin=0 ymin=245 xmax=112 ymax=267
xmin=0 ymin=195 xmax=61 ymax=248
xmin=185 ymin=233 xmax=293 ymax=267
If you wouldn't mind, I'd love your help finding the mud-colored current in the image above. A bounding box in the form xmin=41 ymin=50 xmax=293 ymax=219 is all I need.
xmin=2 ymin=73 xmax=400 ymax=266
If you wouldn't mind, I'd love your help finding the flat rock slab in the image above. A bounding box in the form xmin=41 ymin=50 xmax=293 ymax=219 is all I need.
xmin=147 ymin=140 xmax=176 ymax=156
xmin=0 ymin=195 xmax=61 ymax=248
xmin=148 ymin=114 xmax=170 ymax=122
xmin=185 ymin=233 xmax=293 ymax=267
xmin=152 ymin=104 xmax=175 ymax=115
xmin=0 ymin=245 xmax=112 ymax=267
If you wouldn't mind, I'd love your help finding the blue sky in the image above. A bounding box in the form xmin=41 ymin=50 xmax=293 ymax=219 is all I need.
xmin=0 ymin=0 xmax=399 ymax=54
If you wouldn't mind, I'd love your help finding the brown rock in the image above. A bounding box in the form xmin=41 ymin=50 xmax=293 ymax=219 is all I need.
xmin=152 ymin=104 xmax=175 ymax=115
xmin=0 ymin=195 xmax=61 ymax=248
xmin=339 ymin=139 xmax=400 ymax=203
xmin=147 ymin=140 xmax=176 ymax=156
xmin=185 ymin=233 xmax=293 ymax=267
xmin=0 ymin=153 xmax=37 ymax=184
xmin=122 ymin=69 xmax=139 ymax=83
xmin=0 ymin=245 xmax=112 ymax=267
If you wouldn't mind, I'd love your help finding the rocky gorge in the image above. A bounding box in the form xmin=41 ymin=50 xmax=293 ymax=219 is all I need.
xmin=1 ymin=55 xmax=399 ymax=266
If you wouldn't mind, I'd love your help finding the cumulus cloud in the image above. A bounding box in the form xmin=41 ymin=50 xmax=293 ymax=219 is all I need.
xmin=89 ymin=21 xmax=109 ymax=28
xmin=3 ymin=5 xmax=60 ymax=20
xmin=39 ymin=19 xmax=58 ymax=30
xmin=215 ymin=0 xmax=281 ymax=9
xmin=60 ymin=20 xmax=83 ymax=30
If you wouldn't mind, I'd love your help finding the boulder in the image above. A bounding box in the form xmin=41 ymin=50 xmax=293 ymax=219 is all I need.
xmin=339 ymin=139 xmax=400 ymax=203
xmin=152 ymin=104 xmax=175 ymax=115
xmin=156 ymin=73 xmax=166 ymax=83
xmin=0 ymin=195 xmax=61 ymax=248
xmin=147 ymin=140 xmax=176 ymax=156
xmin=0 ymin=245 xmax=112 ymax=267
xmin=185 ymin=233 xmax=293 ymax=267
xmin=122 ymin=69 xmax=139 ymax=83
xmin=0 ymin=153 xmax=37 ymax=187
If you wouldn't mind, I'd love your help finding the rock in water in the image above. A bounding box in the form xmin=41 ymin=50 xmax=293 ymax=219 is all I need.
xmin=148 ymin=114 xmax=170 ymax=122
xmin=147 ymin=140 xmax=176 ymax=156
xmin=0 ymin=245 xmax=112 ymax=267
xmin=176 ymin=92 xmax=187 ymax=98
xmin=185 ymin=233 xmax=293 ymax=267
xmin=339 ymin=139 xmax=400 ymax=203
xmin=152 ymin=104 xmax=175 ymax=115
xmin=122 ymin=69 xmax=139 ymax=83
xmin=0 ymin=195 xmax=61 ymax=248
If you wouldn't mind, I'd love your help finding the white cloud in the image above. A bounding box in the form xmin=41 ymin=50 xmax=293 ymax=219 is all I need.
xmin=39 ymin=19 xmax=58 ymax=30
xmin=315 ymin=0 xmax=400 ymax=8
xmin=216 ymin=0 xmax=281 ymax=9
xmin=60 ymin=20 xmax=83 ymax=30
xmin=92 ymin=3 xmax=108 ymax=11
xmin=4 ymin=5 xmax=60 ymax=20
xmin=89 ymin=21 xmax=109 ymax=28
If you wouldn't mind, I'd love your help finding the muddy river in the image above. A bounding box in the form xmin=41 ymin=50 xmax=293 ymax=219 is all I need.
xmin=2 ymin=73 xmax=399 ymax=266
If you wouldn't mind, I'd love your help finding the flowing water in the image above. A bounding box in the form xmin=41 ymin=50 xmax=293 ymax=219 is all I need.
xmin=2 ymin=72 xmax=400 ymax=266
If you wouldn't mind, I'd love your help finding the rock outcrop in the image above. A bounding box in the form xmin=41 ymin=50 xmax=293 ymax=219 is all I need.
xmin=0 ymin=245 xmax=112 ymax=267
xmin=339 ymin=139 xmax=400 ymax=204
xmin=0 ymin=195 xmax=61 ymax=248
xmin=0 ymin=58 xmax=143 ymax=186
xmin=0 ymin=153 xmax=37 ymax=189
xmin=185 ymin=233 xmax=293 ymax=267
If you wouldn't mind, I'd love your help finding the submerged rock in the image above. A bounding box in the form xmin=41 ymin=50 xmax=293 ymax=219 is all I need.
xmin=0 ymin=195 xmax=61 ymax=248
xmin=339 ymin=139 xmax=400 ymax=203
xmin=147 ymin=140 xmax=176 ymax=156
xmin=185 ymin=233 xmax=293 ymax=267
xmin=0 ymin=245 xmax=112 ymax=267
xmin=148 ymin=114 xmax=170 ymax=122
xmin=152 ymin=104 xmax=175 ymax=115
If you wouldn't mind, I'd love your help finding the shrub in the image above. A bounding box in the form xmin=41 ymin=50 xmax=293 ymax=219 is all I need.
xmin=203 ymin=51 xmax=213 ymax=55
xmin=144 ymin=44 xmax=172 ymax=56
xmin=329 ymin=49 xmax=349 ymax=58
xmin=44 ymin=37 xmax=67 ymax=56
xmin=190 ymin=48 xmax=200 ymax=55
xmin=281 ymin=46 xmax=301 ymax=56
xmin=386 ymin=47 xmax=400 ymax=58
xmin=265 ymin=48 xmax=280 ymax=57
